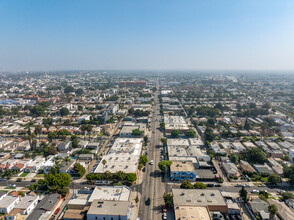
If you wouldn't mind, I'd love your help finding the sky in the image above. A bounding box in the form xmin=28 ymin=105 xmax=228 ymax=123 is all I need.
xmin=1 ymin=0 xmax=294 ymax=72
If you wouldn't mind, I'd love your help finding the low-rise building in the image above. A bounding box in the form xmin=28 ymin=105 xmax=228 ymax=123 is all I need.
xmin=170 ymin=161 xmax=197 ymax=182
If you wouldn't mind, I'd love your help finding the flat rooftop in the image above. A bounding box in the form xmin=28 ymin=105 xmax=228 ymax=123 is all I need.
xmin=87 ymin=200 xmax=129 ymax=216
xmin=172 ymin=189 xmax=226 ymax=207
xmin=175 ymin=206 xmax=210 ymax=220
xmin=88 ymin=186 xmax=131 ymax=203
xmin=170 ymin=161 xmax=195 ymax=172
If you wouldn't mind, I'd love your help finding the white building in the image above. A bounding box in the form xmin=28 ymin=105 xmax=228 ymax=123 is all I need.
xmin=0 ymin=195 xmax=20 ymax=214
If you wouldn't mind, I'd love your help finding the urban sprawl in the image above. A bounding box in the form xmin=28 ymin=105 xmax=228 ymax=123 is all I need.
xmin=0 ymin=71 xmax=293 ymax=220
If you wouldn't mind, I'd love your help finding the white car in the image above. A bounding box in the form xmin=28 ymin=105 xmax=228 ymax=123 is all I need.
xmin=150 ymin=160 xmax=154 ymax=165
xmin=8 ymin=184 xmax=16 ymax=188
xmin=251 ymin=189 xmax=259 ymax=193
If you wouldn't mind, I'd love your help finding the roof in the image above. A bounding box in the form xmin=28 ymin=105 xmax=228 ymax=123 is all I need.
xmin=174 ymin=206 xmax=210 ymax=220
xmin=88 ymin=186 xmax=131 ymax=203
xmin=0 ymin=195 xmax=19 ymax=208
xmin=87 ymin=200 xmax=129 ymax=216
xmin=248 ymin=198 xmax=269 ymax=213
xmin=26 ymin=193 xmax=60 ymax=220
xmin=172 ymin=189 xmax=226 ymax=207
xmin=15 ymin=195 xmax=39 ymax=209
xmin=170 ymin=161 xmax=196 ymax=172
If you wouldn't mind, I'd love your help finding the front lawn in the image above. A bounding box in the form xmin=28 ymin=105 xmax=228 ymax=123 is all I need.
xmin=20 ymin=172 xmax=29 ymax=177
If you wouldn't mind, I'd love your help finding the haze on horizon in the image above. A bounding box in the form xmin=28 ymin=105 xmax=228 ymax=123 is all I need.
xmin=1 ymin=0 xmax=294 ymax=72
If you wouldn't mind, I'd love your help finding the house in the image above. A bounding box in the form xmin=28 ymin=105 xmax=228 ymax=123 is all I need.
xmin=57 ymin=141 xmax=71 ymax=151
xmin=77 ymin=115 xmax=91 ymax=124
xmin=6 ymin=193 xmax=39 ymax=219
xmin=26 ymin=194 xmax=61 ymax=220
xmin=222 ymin=162 xmax=239 ymax=177
xmin=248 ymin=198 xmax=269 ymax=220
xmin=0 ymin=195 xmax=20 ymax=214
xmin=11 ymin=163 xmax=25 ymax=172
xmin=78 ymin=154 xmax=94 ymax=161
xmin=253 ymin=164 xmax=274 ymax=175
xmin=78 ymin=140 xmax=89 ymax=148
xmin=26 ymin=156 xmax=46 ymax=172
xmin=119 ymin=124 xmax=146 ymax=138
xmin=240 ymin=160 xmax=256 ymax=173
xmin=60 ymin=160 xmax=75 ymax=174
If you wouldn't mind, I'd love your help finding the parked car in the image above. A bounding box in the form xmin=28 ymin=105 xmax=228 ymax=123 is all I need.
xmin=162 ymin=205 xmax=167 ymax=213
xmin=149 ymin=160 xmax=154 ymax=165
xmin=54 ymin=208 xmax=60 ymax=215
xmin=251 ymin=189 xmax=259 ymax=193
xmin=145 ymin=198 xmax=151 ymax=205
xmin=162 ymin=213 xmax=167 ymax=220
xmin=215 ymin=184 xmax=222 ymax=187
xmin=244 ymin=184 xmax=251 ymax=188
xmin=235 ymin=184 xmax=243 ymax=187
xmin=258 ymin=184 xmax=266 ymax=187
xmin=206 ymin=183 xmax=214 ymax=187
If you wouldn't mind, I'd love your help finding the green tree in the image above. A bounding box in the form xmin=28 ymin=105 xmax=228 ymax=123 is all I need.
xmin=132 ymin=129 xmax=143 ymax=136
xmin=163 ymin=193 xmax=173 ymax=209
xmin=171 ymin=129 xmax=180 ymax=138
xmin=194 ymin=182 xmax=207 ymax=189
xmin=230 ymin=154 xmax=239 ymax=164
xmin=239 ymin=186 xmax=248 ymax=201
xmin=180 ymin=180 xmax=193 ymax=189
xmin=268 ymin=174 xmax=282 ymax=185
xmin=126 ymin=173 xmax=137 ymax=183
xmin=243 ymin=147 xmax=267 ymax=164
xmin=268 ymin=204 xmax=278 ymax=220
xmin=75 ymin=88 xmax=84 ymax=96
xmin=160 ymin=122 xmax=165 ymax=129
xmin=113 ymin=171 xmax=127 ymax=181
xmin=60 ymin=107 xmax=70 ymax=116
xmin=244 ymin=118 xmax=251 ymax=130
xmin=48 ymin=132 xmax=57 ymax=141
xmin=204 ymin=127 xmax=215 ymax=142
xmin=139 ymin=155 xmax=148 ymax=165
xmin=158 ymin=160 xmax=172 ymax=172
xmin=74 ymin=163 xmax=86 ymax=177
xmin=86 ymin=173 xmax=95 ymax=182
xmin=64 ymin=86 xmax=74 ymax=94
xmin=185 ymin=129 xmax=196 ymax=138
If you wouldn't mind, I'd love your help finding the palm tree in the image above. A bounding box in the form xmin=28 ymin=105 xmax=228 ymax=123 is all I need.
xmin=268 ymin=204 xmax=278 ymax=220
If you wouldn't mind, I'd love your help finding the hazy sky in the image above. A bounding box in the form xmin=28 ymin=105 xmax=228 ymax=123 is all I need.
xmin=1 ymin=0 xmax=294 ymax=71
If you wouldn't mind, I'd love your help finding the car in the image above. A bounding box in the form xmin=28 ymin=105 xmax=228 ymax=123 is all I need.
xmin=235 ymin=215 xmax=242 ymax=220
xmin=244 ymin=184 xmax=251 ymax=188
xmin=54 ymin=208 xmax=60 ymax=215
xmin=162 ymin=205 xmax=167 ymax=213
xmin=251 ymin=189 xmax=259 ymax=193
xmin=162 ymin=213 xmax=167 ymax=220
xmin=206 ymin=184 xmax=214 ymax=187
xmin=235 ymin=184 xmax=243 ymax=187
xmin=150 ymin=160 xmax=154 ymax=165
xmin=8 ymin=184 xmax=16 ymax=188
xmin=31 ymin=179 xmax=37 ymax=182
xmin=213 ymin=214 xmax=222 ymax=218
xmin=258 ymin=184 xmax=266 ymax=187
xmin=145 ymin=198 xmax=150 ymax=205
xmin=277 ymin=189 xmax=286 ymax=194
xmin=215 ymin=184 xmax=222 ymax=187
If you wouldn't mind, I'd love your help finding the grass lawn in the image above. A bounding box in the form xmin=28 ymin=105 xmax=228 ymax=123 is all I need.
xmin=20 ymin=172 xmax=29 ymax=177
xmin=5 ymin=187 xmax=16 ymax=189
xmin=261 ymin=177 xmax=268 ymax=182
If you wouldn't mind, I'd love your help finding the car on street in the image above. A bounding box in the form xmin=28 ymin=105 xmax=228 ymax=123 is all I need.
xmin=235 ymin=184 xmax=243 ymax=187
xmin=277 ymin=189 xmax=285 ymax=194
xmin=54 ymin=208 xmax=60 ymax=215
xmin=8 ymin=184 xmax=16 ymax=187
xmin=206 ymin=183 xmax=214 ymax=187
xmin=162 ymin=213 xmax=167 ymax=220
xmin=251 ymin=189 xmax=259 ymax=193
xmin=244 ymin=184 xmax=250 ymax=188
xmin=149 ymin=160 xmax=153 ymax=165
xmin=145 ymin=198 xmax=150 ymax=205
xmin=258 ymin=184 xmax=266 ymax=187
xmin=215 ymin=184 xmax=222 ymax=187
xmin=162 ymin=205 xmax=167 ymax=213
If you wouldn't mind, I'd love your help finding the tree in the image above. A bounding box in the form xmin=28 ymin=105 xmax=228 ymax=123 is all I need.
xmin=132 ymin=128 xmax=143 ymax=136
xmin=239 ymin=186 xmax=248 ymax=201
xmin=86 ymin=173 xmax=95 ymax=182
xmin=204 ymin=127 xmax=215 ymax=142
xmin=144 ymin=135 xmax=148 ymax=143
xmin=243 ymin=147 xmax=267 ymax=164
xmin=158 ymin=160 xmax=172 ymax=172
xmin=185 ymin=129 xmax=196 ymax=138
xmin=139 ymin=155 xmax=148 ymax=165
xmin=171 ymin=129 xmax=180 ymax=138
xmin=75 ymin=88 xmax=84 ymax=96
xmin=126 ymin=173 xmax=137 ymax=183
xmin=244 ymin=118 xmax=251 ymax=130
xmin=60 ymin=107 xmax=69 ymax=116
xmin=281 ymin=192 xmax=294 ymax=200
xmin=180 ymin=181 xmax=193 ymax=189
xmin=48 ymin=132 xmax=57 ymax=141
xmin=113 ymin=171 xmax=127 ymax=181
xmin=230 ymin=154 xmax=239 ymax=164
xmin=35 ymin=125 xmax=42 ymax=137
xmin=268 ymin=204 xmax=278 ymax=220
xmin=194 ymin=182 xmax=207 ymax=189
xmin=268 ymin=174 xmax=282 ymax=185
xmin=74 ymin=163 xmax=86 ymax=177
xmin=64 ymin=86 xmax=74 ymax=94
xmin=163 ymin=193 xmax=173 ymax=209
xmin=160 ymin=122 xmax=165 ymax=129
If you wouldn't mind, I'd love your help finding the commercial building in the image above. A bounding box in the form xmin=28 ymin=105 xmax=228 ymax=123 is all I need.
xmin=174 ymin=206 xmax=211 ymax=220
xmin=170 ymin=161 xmax=197 ymax=182
xmin=172 ymin=189 xmax=228 ymax=213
